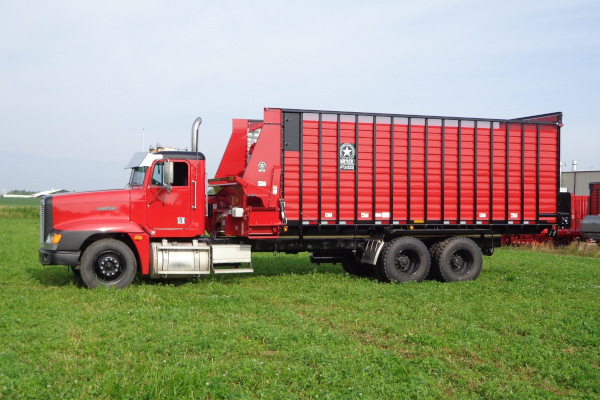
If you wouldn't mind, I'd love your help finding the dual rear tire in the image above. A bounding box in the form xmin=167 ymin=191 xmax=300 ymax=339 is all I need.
xmin=377 ymin=237 xmax=431 ymax=283
xmin=430 ymin=237 xmax=483 ymax=282
xmin=376 ymin=236 xmax=482 ymax=283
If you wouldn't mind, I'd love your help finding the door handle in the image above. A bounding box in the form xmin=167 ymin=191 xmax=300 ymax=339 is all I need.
xmin=192 ymin=180 xmax=197 ymax=209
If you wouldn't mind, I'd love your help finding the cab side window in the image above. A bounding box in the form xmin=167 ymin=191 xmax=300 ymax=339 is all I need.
xmin=150 ymin=161 xmax=188 ymax=186
xmin=151 ymin=163 xmax=164 ymax=185
xmin=172 ymin=162 xmax=188 ymax=186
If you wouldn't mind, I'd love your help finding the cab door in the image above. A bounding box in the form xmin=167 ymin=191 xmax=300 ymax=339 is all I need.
xmin=146 ymin=161 xmax=191 ymax=230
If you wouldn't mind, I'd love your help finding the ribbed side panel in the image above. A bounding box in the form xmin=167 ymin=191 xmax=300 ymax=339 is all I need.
xmin=570 ymin=195 xmax=589 ymax=233
xmin=590 ymin=183 xmax=600 ymax=215
xmin=282 ymin=111 xmax=560 ymax=227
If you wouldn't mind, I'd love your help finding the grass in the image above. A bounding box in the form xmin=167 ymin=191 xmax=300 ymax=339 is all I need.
xmin=0 ymin=212 xmax=599 ymax=399
xmin=0 ymin=197 xmax=40 ymax=219
xmin=0 ymin=198 xmax=40 ymax=206
xmin=507 ymin=240 xmax=600 ymax=259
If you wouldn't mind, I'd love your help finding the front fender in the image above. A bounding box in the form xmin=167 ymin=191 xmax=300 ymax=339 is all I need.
xmin=53 ymin=220 xmax=147 ymax=251
xmin=50 ymin=221 xmax=151 ymax=273
xmin=54 ymin=219 xmax=147 ymax=235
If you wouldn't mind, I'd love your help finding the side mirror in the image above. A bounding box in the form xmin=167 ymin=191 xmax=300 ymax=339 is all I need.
xmin=163 ymin=162 xmax=174 ymax=193
xmin=163 ymin=161 xmax=174 ymax=186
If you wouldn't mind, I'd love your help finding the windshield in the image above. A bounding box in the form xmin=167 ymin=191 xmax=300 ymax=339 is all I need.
xmin=128 ymin=167 xmax=147 ymax=186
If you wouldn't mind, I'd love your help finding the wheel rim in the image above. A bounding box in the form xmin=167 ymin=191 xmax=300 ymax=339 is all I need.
xmin=93 ymin=251 xmax=125 ymax=282
xmin=449 ymin=249 xmax=473 ymax=276
xmin=394 ymin=250 xmax=420 ymax=276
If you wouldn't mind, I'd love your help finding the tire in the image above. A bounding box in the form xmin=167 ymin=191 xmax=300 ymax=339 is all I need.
xmin=342 ymin=252 xmax=375 ymax=277
xmin=377 ymin=237 xmax=430 ymax=283
xmin=427 ymin=241 xmax=443 ymax=281
xmin=341 ymin=252 xmax=359 ymax=275
xmin=432 ymin=237 xmax=482 ymax=282
xmin=80 ymin=239 xmax=137 ymax=289
xmin=71 ymin=266 xmax=81 ymax=278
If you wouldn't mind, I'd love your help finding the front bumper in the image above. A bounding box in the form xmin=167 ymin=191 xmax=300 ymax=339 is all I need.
xmin=39 ymin=248 xmax=81 ymax=266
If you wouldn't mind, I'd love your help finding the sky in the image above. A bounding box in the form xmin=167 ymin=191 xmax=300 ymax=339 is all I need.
xmin=1 ymin=0 xmax=599 ymax=192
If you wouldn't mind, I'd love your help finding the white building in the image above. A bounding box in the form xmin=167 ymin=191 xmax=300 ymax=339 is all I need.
xmin=561 ymin=171 xmax=600 ymax=196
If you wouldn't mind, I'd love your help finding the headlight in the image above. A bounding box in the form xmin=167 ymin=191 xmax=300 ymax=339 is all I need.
xmin=45 ymin=233 xmax=62 ymax=244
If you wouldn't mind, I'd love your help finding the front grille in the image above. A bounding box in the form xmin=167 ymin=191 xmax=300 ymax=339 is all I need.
xmin=40 ymin=199 xmax=45 ymax=244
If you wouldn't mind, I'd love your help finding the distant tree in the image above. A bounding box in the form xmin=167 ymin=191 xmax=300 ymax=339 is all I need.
xmin=8 ymin=190 xmax=37 ymax=195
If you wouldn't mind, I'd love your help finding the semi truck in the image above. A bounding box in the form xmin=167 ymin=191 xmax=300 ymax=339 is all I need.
xmin=39 ymin=108 xmax=568 ymax=288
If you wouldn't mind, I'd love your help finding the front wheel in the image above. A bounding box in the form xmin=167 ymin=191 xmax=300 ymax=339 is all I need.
xmin=80 ymin=239 xmax=137 ymax=289
xmin=70 ymin=266 xmax=81 ymax=278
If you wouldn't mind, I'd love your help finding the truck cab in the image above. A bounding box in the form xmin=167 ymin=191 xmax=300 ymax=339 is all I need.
xmin=126 ymin=150 xmax=206 ymax=235
xmin=40 ymin=148 xmax=210 ymax=288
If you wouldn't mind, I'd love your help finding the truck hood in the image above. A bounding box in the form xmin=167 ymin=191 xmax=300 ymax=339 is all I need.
xmin=50 ymin=189 xmax=131 ymax=231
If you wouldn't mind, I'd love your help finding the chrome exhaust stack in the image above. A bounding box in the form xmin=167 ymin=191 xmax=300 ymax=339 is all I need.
xmin=191 ymin=117 xmax=202 ymax=152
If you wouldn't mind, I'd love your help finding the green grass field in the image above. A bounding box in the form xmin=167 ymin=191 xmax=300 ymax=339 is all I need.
xmin=0 ymin=204 xmax=599 ymax=399
xmin=0 ymin=197 xmax=40 ymax=219
xmin=0 ymin=198 xmax=40 ymax=206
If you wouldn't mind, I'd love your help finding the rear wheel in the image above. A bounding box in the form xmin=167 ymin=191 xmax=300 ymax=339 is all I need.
xmin=432 ymin=237 xmax=482 ymax=282
xmin=377 ymin=237 xmax=430 ymax=283
xmin=427 ymin=241 xmax=443 ymax=281
xmin=80 ymin=239 xmax=137 ymax=289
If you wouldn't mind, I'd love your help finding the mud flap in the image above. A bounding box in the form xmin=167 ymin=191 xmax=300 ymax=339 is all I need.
xmin=360 ymin=238 xmax=385 ymax=265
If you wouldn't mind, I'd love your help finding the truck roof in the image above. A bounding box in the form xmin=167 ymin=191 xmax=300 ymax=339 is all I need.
xmin=278 ymin=108 xmax=562 ymax=124
xmin=125 ymin=151 xmax=205 ymax=169
xmin=156 ymin=151 xmax=205 ymax=161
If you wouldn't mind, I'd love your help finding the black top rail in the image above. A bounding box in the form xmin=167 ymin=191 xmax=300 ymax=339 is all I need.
xmin=278 ymin=108 xmax=562 ymax=125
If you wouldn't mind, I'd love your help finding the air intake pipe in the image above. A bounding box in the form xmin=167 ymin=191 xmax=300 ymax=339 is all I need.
xmin=191 ymin=117 xmax=202 ymax=152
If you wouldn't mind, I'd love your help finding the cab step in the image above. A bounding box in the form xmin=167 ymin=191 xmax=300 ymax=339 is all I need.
xmin=212 ymin=268 xmax=254 ymax=274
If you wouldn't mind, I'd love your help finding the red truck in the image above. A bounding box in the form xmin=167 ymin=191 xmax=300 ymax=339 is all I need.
xmin=39 ymin=108 xmax=568 ymax=288
xmin=581 ymin=182 xmax=600 ymax=240
xmin=502 ymin=194 xmax=589 ymax=246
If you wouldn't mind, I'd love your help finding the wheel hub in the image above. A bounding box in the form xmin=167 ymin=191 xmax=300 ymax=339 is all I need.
xmin=99 ymin=256 xmax=120 ymax=277
xmin=395 ymin=253 xmax=417 ymax=274
xmin=451 ymin=256 xmax=464 ymax=269
xmin=95 ymin=252 xmax=123 ymax=281
xmin=398 ymin=257 xmax=410 ymax=269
